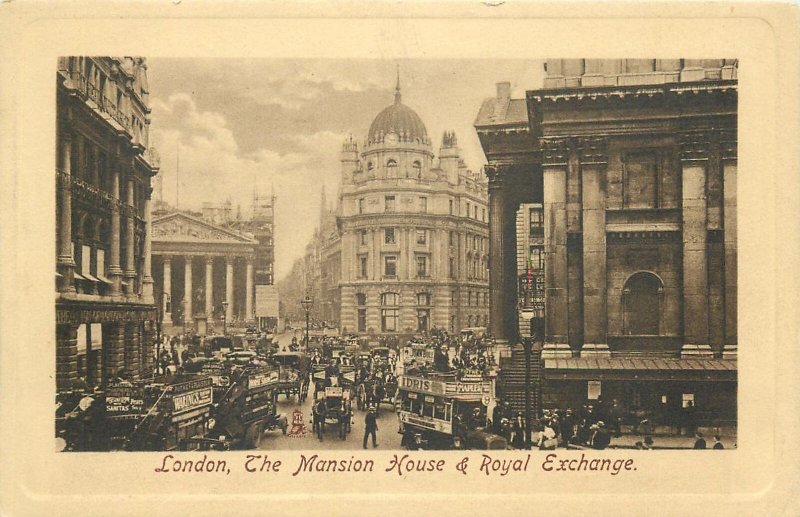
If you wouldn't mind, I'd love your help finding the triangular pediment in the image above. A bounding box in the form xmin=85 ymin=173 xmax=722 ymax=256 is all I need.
xmin=152 ymin=212 xmax=257 ymax=244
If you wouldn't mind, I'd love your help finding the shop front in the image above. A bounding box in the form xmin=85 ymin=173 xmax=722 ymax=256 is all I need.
xmin=542 ymin=357 xmax=737 ymax=428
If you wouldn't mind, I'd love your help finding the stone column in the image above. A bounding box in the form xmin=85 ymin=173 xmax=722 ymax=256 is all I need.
xmin=246 ymin=257 xmax=254 ymax=321
xmin=125 ymin=173 xmax=137 ymax=298
xmin=205 ymin=256 xmax=214 ymax=316
xmin=56 ymin=323 xmax=78 ymax=391
xmin=485 ymin=165 xmax=508 ymax=342
xmin=141 ymin=321 xmax=155 ymax=378
xmin=680 ymin=133 xmax=712 ymax=358
xmin=184 ymin=255 xmax=193 ymax=330
xmin=162 ymin=256 xmax=172 ymax=323
xmin=722 ymin=133 xmax=738 ymax=359
xmin=141 ymin=190 xmax=154 ymax=303
xmin=57 ymin=130 xmax=76 ymax=293
xmin=541 ymin=140 xmax=572 ymax=358
xmin=102 ymin=323 xmax=125 ymax=387
xmin=579 ymin=138 xmax=610 ymax=357
xmin=108 ymin=161 xmax=123 ymax=297
xmin=225 ymin=256 xmax=234 ymax=322
xmin=124 ymin=322 xmax=141 ymax=380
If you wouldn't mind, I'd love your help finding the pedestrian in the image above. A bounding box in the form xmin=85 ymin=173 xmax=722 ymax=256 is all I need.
xmin=511 ymin=413 xmax=526 ymax=449
xmin=338 ymin=400 xmax=350 ymax=440
xmin=590 ymin=421 xmax=611 ymax=450
xmin=693 ymin=431 xmax=707 ymax=449
xmin=363 ymin=406 xmax=378 ymax=449
xmin=313 ymin=399 xmax=326 ymax=441
xmin=682 ymin=401 xmax=697 ymax=436
xmin=712 ymin=435 xmax=724 ymax=449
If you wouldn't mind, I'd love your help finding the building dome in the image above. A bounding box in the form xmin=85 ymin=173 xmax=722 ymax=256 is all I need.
xmin=367 ymin=76 xmax=428 ymax=144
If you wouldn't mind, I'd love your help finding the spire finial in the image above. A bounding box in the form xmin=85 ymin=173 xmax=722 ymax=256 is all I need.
xmin=394 ymin=64 xmax=401 ymax=104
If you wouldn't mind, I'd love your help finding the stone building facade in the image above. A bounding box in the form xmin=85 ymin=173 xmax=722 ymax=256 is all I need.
xmin=319 ymin=79 xmax=489 ymax=337
xmin=475 ymin=59 xmax=737 ymax=425
xmin=55 ymin=57 xmax=160 ymax=392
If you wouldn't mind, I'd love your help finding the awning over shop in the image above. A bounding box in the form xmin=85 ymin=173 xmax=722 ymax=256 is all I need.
xmin=543 ymin=357 xmax=737 ymax=382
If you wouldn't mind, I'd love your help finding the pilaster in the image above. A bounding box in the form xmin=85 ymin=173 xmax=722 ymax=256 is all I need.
xmin=680 ymin=132 xmax=713 ymax=358
xmin=124 ymin=322 xmax=141 ymax=380
xmin=56 ymin=129 xmax=76 ymax=293
xmin=141 ymin=190 xmax=154 ymax=303
xmin=56 ymin=323 xmax=78 ymax=391
xmin=108 ymin=160 xmax=123 ymax=298
xmin=541 ymin=139 xmax=570 ymax=356
xmin=579 ymin=137 xmax=610 ymax=357
xmin=102 ymin=322 xmax=126 ymax=385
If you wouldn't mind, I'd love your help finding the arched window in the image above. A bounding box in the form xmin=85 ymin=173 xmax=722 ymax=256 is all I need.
xmin=412 ymin=160 xmax=422 ymax=177
xmin=622 ymin=271 xmax=664 ymax=335
xmin=416 ymin=292 xmax=431 ymax=306
xmin=386 ymin=159 xmax=397 ymax=177
xmin=356 ymin=293 xmax=367 ymax=306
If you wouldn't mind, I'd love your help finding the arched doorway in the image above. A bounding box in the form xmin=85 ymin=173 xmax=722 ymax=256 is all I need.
xmin=622 ymin=271 xmax=663 ymax=335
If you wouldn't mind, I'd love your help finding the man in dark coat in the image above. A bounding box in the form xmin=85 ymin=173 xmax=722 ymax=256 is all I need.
xmin=590 ymin=422 xmax=611 ymax=450
xmin=313 ymin=399 xmax=327 ymax=441
xmin=363 ymin=406 xmax=378 ymax=449
xmin=712 ymin=435 xmax=724 ymax=449
xmin=693 ymin=432 xmax=707 ymax=449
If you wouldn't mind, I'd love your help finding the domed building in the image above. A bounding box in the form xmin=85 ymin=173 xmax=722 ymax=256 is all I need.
xmin=316 ymin=76 xmax=489 ymax=337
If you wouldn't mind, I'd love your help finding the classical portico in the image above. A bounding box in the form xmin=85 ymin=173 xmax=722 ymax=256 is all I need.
xmin=152 ymin=212 xmax=257 ymax=333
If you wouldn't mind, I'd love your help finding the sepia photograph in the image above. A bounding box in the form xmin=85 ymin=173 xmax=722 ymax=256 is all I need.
xmin=54 ymin=57 xmax=738 ymax=453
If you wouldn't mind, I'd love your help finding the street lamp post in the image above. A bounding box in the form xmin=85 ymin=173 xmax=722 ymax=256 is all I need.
xmin=520 ymin=299 xmax=545 ymax=451
xmin=222 ymin=301 xmax=229 ymax=336
xmin=156 ymin=292 xmax=165 ymax=377
xmin=301 ymin=295 xmax=314 ymax=348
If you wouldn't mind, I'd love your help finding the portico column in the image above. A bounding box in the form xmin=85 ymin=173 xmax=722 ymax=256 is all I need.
xmin=162 ymin=256 xmax=172 ymax=323
xmin=184 ymin=255 xmax=193 ymax=330
xmin=205 ymin=256 xmax=214 ymax=316
xmin=108 ymin=161 xmax=123 ymax=297
xmin=225 ymin=256 xmax=234 ymax=322
xmin=485 ymin=165 xmax=508 ymax=342
xmin=245 ymin=257 xmax=254 ymax=321
xmin=56 ymin=129 xmax=76 ymax=293
xmin=579 ymin=138 xmax=610 ymax=357
xmin=680 ymin=132 xmax=712 ymax=357
xmin=541 ymin=140 xmax=572 ymax=358
xmin=141 ymin=190 xmax=154 ymax=303
xmin=125 ymin=171 xmax=137 ymax=298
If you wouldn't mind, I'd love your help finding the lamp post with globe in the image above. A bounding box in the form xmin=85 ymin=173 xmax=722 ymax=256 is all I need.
xmin=301 ymin=295 xmax=314 ymax=348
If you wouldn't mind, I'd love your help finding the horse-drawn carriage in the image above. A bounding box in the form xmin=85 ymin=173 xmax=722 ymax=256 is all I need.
xmin=270 ymin=351 xmax=310 ymax=402
xmin=311 ymin=360 xmax=356 ymax=400
xmin=320 ymin=386 xmax=352 ymax=440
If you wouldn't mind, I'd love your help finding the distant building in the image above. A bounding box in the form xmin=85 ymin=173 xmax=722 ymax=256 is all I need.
xmin=151 ymin=193 xmax=277 ymax=333
xmin=55 ymin=57 xmax=160 ymax=392
xmin=314 ymin=76 xmax=489 ymax=338
xmin=475 ymin=59 xmax=737 ymax=425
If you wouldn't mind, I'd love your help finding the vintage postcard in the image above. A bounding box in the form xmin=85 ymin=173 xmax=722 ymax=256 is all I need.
xmin=1 ymin=2 xmax=799 ymax=516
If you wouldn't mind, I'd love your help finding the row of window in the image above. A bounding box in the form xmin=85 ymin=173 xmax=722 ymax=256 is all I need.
xmin=355 ymin=196 xmax=486 ymax=220
xmin=59 ymin=134 xmax=148 ymax=215
xmin=357 ymin=254 xmax=431 ymax=279
xmin=363 ymin=159 xmax=423 ymax=175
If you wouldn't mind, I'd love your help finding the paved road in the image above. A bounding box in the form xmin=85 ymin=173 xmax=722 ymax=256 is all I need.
xmin=258 ymin=332 xmax=403 ymax=451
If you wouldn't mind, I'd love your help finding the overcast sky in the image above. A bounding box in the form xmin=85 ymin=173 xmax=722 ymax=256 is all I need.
xmin=147 ymin=58 xmax=544 ymax=280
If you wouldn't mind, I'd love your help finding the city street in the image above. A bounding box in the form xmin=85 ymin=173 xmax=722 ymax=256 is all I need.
xmin=259 ymin=331 xmax=403 ymax=451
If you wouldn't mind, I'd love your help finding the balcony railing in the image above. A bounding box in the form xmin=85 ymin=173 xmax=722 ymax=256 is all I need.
xmin=68 ymin=71 xmax=132 ymax=132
